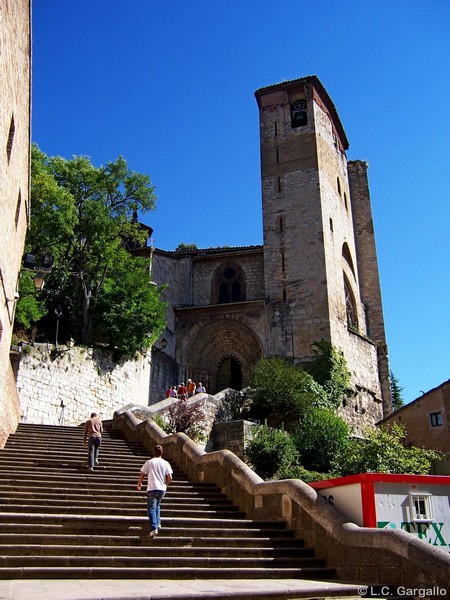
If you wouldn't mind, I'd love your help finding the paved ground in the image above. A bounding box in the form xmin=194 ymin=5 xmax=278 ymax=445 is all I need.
xmin=0 ymin=578 xmax=363 ymax=600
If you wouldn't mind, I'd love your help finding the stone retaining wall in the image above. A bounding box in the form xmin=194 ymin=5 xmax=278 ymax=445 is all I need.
xmin=15 ymin=343 xmax=152 ymax=425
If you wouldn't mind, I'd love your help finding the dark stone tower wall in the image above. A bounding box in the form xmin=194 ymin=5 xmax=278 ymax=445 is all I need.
xmin=348 ymin=160 xmax=392 ymax=415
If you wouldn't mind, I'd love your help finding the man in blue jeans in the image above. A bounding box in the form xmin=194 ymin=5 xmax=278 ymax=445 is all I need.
xmin=136 ymin=444 xmax=173 ymax=538
xmin=83 ymin=412 xmax=103 ymax=471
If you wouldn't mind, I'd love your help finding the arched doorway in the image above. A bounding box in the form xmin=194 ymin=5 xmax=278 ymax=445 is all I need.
xmin=217 ymin=355 xmax=242 ymax=391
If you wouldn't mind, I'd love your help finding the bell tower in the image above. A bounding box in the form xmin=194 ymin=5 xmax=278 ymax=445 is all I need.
xmin=255 ymin=76 xmax=391 ymax=423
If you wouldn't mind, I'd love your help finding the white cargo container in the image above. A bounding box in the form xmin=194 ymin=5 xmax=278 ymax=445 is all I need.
xmin=310 ymin=474 xmax=450 ymax=554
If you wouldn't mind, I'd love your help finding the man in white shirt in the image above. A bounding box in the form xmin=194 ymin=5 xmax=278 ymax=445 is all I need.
xmin=136 ymin=444 xmax=173 ymax=538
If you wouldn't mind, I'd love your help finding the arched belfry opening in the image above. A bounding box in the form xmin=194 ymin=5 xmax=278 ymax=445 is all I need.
xmin=217 ymin=355 xmax=242 ymax=391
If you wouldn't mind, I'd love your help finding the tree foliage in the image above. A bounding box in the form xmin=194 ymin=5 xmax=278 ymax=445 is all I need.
xmin=247 ymin=356 xmax=327 ymax=427
xmin=390 ymin=370 xmax=405 ymax=410
xmin=14 ymin=271 xmax=47 ymax=330
xmin=332 ymin=423 xmax=442 ymax=476
xmin=292 ymin=408 xmax=350 ymax=473
xmin=245 ymin=424 xmax=299 ymax=477
xmin=175 ymin=243 xmax=198 ymax=252
xmin=16 ymin=145 xmax=165 ymax=356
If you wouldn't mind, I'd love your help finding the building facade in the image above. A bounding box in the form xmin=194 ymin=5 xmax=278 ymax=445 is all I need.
xmin=150 ymin=76 xmax=391 ymax=431
xmin=379 ymin=380 xmax=450 ymax=454
xmin=0 ymin=0 xmax=32 ymax=446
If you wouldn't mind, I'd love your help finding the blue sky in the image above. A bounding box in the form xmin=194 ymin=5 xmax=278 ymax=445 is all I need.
xmin=32 ymin=0 xmax=449 ymax=405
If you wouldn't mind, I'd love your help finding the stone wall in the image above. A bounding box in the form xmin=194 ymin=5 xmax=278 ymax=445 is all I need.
xmin=15 ymin=343 xmax=152 ymax=426
xmin=0 ymin=0 xmax=31 ymax=447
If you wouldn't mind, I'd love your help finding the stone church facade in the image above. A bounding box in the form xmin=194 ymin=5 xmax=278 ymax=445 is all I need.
xmin=150 ymin=76 xmax=391 ymax=430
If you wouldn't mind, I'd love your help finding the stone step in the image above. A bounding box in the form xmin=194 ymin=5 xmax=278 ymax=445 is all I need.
xmin=0 ymin=494 xmax=234 ymax=508
xmin=0 ymin=532 xmax=302 ymax=548
xmin=0 ymin=504 xmax=244 ymax=518
xmin=0 ymin=523 xmax=295 ymax=540
xmin=0 ymin=512 xmax=287 ymax=529
xmin=0 ymin=471 xmax=219 ymax=491
xmin=0 ymin=554 xmax=326 ymax=569
xmin=0 ymin=565 xmax=337 ymax=580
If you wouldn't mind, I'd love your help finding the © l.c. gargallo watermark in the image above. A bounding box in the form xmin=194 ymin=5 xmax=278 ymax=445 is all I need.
xmin=358 ymin=585 xmax=448 ymax=598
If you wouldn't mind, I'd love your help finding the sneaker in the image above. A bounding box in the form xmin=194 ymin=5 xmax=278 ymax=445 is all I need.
xmin=149 ymin=529 xmax=158 ymax=538
xmin=95 ymin=460 xmax=99 ymax=465
xmin=88 ymin=466 xmax=94 ymax=471
xmin=158 ymin=523 xmax=162 ymax=529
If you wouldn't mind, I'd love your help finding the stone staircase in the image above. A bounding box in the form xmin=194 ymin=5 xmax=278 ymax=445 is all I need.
xmin=0 ymin=422 xmax=339 ymax=582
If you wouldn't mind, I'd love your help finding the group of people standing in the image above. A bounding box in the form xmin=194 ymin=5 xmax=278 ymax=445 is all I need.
xmin=82 ymin=412 xmax=173 ymax=539
xmin=165 ymin=378 xmax=206 ymax=400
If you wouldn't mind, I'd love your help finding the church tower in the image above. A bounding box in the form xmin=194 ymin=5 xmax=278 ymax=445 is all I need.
xmin=255 ymin=76 xmax=391 ymax=423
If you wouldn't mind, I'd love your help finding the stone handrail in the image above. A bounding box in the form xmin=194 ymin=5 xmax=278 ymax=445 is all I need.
xmin=113 ymin=405 xmax=450 ymax=589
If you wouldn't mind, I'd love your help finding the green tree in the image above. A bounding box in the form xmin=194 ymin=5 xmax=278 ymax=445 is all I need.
xmin=292 ymin=407 xmax=350 ymax=473
xmin=14 ymin=271 xmax=47 ymax=330
xmin=18 ymin=145 xmax=165 ymax=355
xmin=332 ymin=423 xmax=442 ymax=476
xmin=304 ymin=340 xmax=353 ymax=407
xmin=175 ymin=243 xmax=198 ymax=252
xmin=94 ymin=252 xmax=166 ymax=357
xmin=246 ymin=424 xmax=299 ymax=477
xmin=390 ymin=370 xmax=404 ymax=410
xmin=247 ymin=356 xmax=327 ymax=427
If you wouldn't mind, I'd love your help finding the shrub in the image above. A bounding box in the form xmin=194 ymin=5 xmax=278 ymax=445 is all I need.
xmin=277 ymin=463 xmax=329 ymax=483
xmin=245 ymin=423 xmax=299 ymax=477
xmin=332 ymin=423 xmax=443 ymax=475
xmin=167 ymin=397 xmax=206 ymax=442
xmin=247 ymin=357 xmax=327 ymax=427
xmin=292 ymin=407 xmax=350 ymax=472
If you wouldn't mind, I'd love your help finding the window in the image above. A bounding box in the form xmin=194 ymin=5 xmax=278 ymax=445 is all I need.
xmin=342 ymin=243 xmax=356 ymax=278
xmin=337 ymin=177 xmax=341 ymax=196
xmin=344 ymin=275 xmax=358 ymax=329
xmin=15 ymin=190 xmax=22 ymax=228
xmin=429 ymin=412 xmax=443 ymax=428
xmin=213 ymin=263 xmax=246 ymax=304
xmin=409 ymin=493 xmax=434 ymax=522
xmin=6 ymin=114 xmax=15 ymax=163
xmin=291 ymin=99 xmax=307 ymax=128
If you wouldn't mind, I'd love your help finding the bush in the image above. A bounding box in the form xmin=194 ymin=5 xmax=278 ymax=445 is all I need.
xmin=277 ymin=463 xmax=330 ymax=483
xmin=247 ymin=357 xmax=327 ymax=427
xmin=167 ymin=397 xmax=206 ymax=442
xmin=332 ymin=423 xmax=443 ymax=475
xmin=292 ymin=407 xmax=350 ymax=472
xmin=245 ymin=424 xmax=299 ymax=477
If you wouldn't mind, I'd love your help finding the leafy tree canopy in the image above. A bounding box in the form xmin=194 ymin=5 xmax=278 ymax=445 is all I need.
xmin=247 ymin=356 xmax=328 ymax=427
xmin=332 ymin=423 xmax=443 ymax=476
xmin=16 ymin=145 xmax=165 ymax=356
xmin=246 ymin=424 xmax=299 ymax=477
xmin=175 ymin=243 xmax=198 ymax=252
xmin=292 ymin=407 xmax=350 ymax=473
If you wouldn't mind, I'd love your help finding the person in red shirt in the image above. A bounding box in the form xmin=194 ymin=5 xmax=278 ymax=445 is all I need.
xmin=177 ymin=383 xmax=187 ymax=400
